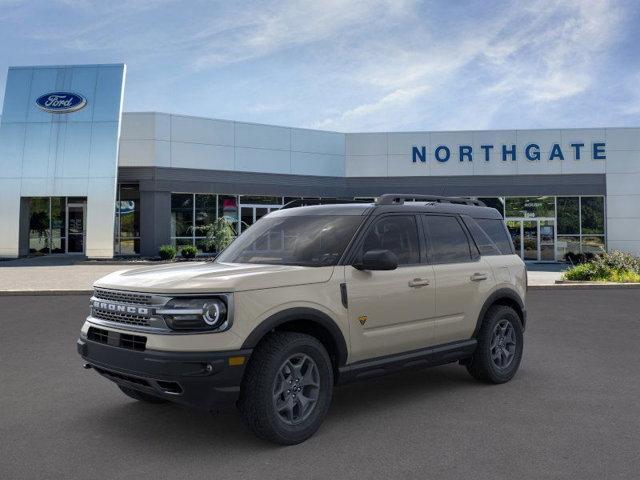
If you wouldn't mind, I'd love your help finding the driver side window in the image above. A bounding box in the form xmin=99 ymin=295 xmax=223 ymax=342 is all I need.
xmin=361 ymin=215 xmax=420 ymax=265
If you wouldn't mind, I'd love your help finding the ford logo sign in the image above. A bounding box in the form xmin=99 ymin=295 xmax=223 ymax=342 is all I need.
xmin=35 ymin=92 xmax=87 ymax=114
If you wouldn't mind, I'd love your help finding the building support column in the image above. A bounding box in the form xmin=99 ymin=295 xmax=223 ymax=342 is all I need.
xmin=139 ymin=189 xmax=171 ymax=257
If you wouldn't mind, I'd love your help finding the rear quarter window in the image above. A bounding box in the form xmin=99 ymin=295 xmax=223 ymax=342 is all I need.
xmin=470 ymin=217 xmax=514 ymax=255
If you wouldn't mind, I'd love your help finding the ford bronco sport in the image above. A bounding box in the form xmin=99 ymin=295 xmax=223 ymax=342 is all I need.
xmin=78 ymin=194 xmax=527 ymax=444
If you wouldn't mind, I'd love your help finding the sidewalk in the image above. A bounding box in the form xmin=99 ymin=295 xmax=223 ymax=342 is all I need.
xmin=0 ymin=257 xmax=137 ymax=294
xmin=0 ymin=256 xmax=570 ymax=294
xmin=525 ymin=262 xmax=568 ymax=286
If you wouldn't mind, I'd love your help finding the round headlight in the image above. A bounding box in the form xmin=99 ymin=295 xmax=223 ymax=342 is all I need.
xmin=203 ymin=300 xmax=227 ymax=327
xmin=160 ymin=297 xmax=229 ymax=331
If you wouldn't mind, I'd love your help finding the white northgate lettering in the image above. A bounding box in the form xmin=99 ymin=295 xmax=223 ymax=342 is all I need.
xmin=44 ymin=95 xmax=73 ymax=108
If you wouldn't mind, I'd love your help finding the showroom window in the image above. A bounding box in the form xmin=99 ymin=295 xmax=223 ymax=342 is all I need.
xmin=114 ymin=184 xmax=140 ymax=255
xmin=556 ymin=196 xmax=605 ymax=257
xmin=171 ymin=193 xmax=216 ymax=251
xmin=505 ymin=196 xmax=555 ymax=218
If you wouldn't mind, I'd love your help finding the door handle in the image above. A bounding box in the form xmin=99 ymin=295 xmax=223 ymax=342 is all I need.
xmin=408 ymin=278 xmax=430 ymax=288
xmin=470 ymin=272 xmax=488 ymax=281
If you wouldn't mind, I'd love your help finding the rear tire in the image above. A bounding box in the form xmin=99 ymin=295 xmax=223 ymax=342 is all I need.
xmin=118 ymin=385 xmax=169 ymax=404
xmin=238 ymin=332 xmax=334 ymax=445
xmin=466 ymin=305 xmax=523 ymax=384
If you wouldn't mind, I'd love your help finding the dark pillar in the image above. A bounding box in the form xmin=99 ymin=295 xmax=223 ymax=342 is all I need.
xmin=139 ymin=189 xmax=171 ymax=257
xmin=18 ymin=197 xmax=31 ymax=256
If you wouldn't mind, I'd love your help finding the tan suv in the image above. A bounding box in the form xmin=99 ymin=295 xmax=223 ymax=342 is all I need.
xmin=77 ymin=194 xmax=527 ymax=444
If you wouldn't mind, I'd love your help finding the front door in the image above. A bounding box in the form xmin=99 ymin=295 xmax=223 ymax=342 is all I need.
xmin=506 ymin=219 xmax=556 ymax=261
xmin=345 ymin=215 xmax=436 ymax=362
xmin=66 ymin=203 xmax=85 ymax=254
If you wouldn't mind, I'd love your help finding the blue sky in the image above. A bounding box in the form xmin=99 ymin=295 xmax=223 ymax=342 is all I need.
xmin=1 ymin=0 xmax=639 ymax=132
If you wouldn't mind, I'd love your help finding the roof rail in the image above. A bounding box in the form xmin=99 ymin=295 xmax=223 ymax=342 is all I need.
xmin=375 ymin=194 xmax=486 ymax=207
xmin=282 ymin=198 xmax=372 ymax=209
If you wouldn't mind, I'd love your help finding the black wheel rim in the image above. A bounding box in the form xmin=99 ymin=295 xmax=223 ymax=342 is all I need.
xmin=490 ymin=319 xmax=517 ymax=369
xmin=272 ymin=353 xmax=320 ymax=426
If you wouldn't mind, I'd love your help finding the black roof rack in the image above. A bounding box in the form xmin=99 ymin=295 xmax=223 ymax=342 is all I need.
xmin=282 ymin=198 xmax=372 ymax=209
xmin=376 ymin=194 xmax=485 ymax=207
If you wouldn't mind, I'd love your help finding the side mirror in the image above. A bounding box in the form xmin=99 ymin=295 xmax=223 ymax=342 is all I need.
xmin=356 ymin=249 xmax=398 ymax=271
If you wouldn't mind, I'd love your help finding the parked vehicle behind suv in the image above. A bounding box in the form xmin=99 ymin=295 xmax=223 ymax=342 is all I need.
xmin=78 ymin=194 xmax=527 ymax=444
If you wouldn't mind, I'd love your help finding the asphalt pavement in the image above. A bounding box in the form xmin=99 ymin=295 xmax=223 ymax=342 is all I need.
xmin=1 ymin=289 xmax=639 ymax=480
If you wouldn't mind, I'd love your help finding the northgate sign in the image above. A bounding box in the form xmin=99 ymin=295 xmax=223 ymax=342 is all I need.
xmin=411 ymin=142 xmax=606 ymax=163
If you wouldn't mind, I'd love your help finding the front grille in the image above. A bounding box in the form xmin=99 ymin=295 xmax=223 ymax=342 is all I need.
xmin=92 ymin=308 xmax=151 ymax=327
xmin=86 ymin=326 xmax=147 ymax=351
xmin=119 ymin=333 xmax=147 ymax=351
xmin=93 ymin=288 xmax=153 ymax=305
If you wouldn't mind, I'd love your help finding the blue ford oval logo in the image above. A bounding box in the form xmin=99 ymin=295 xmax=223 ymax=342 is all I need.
xmin=35 ymin=92 xmax=87 ymax=114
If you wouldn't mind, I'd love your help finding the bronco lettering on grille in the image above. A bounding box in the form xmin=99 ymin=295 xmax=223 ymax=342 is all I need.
xmin=92 ymin=300 xmax=149 ymax=316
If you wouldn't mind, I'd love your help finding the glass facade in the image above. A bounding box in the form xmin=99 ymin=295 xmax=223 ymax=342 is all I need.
xmin=170 ymin=194 xmax=284 ymax=253
xmin=114 ymin=184 xmax=140 ymax=255
xmin=478 ymin=195 xmax=605 ymax=260
xmin=27 ymin=196 xmax=86 ymax=255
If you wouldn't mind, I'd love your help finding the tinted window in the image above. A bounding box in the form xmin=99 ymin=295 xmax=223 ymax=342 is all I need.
xmin=463 ymin=217 xmax=501 ymax=256
xmin=361 ymin=216 xmax=419 ymax=265
xmin=475 ymin=218 xmax=514 ymax=255
xmin=216 ymin=215 xmax=362 ymax=267
xmin=423 ymin=215 xmax=472 ymax=264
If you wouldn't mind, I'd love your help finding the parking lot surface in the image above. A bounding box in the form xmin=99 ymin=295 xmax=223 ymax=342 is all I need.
xmin=1 ymin=289 xmax=639 ymax=479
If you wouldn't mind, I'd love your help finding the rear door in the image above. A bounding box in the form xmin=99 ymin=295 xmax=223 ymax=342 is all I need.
xmin=422 ymin=214 xmax=493 ymax=345
xmin=345 ymin=214 xmax=436 ymax=362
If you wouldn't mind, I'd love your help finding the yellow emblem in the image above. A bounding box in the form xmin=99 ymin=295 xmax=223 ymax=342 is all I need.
xmin=358 ymin=315 xmax=368 ymax=325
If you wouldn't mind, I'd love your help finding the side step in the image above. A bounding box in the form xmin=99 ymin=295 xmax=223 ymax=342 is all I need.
xmin=337 ymin=339 xmax=477 ymax=384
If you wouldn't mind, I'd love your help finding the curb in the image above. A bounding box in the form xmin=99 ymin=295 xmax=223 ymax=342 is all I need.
xmin=529 ymin=283 xmax=640 ymax=290
xmin=0 ymin=289 xmax=93 ymax=296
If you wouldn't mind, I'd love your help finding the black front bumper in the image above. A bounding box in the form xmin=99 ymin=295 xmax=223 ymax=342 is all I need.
xmin=77 ymin=337 xmax=252 ymax=410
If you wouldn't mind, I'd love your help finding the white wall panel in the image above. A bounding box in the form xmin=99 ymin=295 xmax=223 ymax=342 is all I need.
xmin=387 ymin=132 xmax=429 ymax=156
xmin=345 ymin=154 xmax=387 ymax=177
xmin=171 ymin=142 xmax=235 ymax=171
xmin=236 ymin=147 xmax=290 ymax=174
xmin=606 ymin=128 xmax=640 ymax=151
xmin=388 ymin=153 xmax=430 ymax=176
xmin=291 ymin=151 xmax=344 ymax=176
xmin=346 ymin=133 xmax=387 ymax=156
xmin=118 ymin=139 xmax=158 ymax=167
xmin=120 ymin=113 xmax=157 ymax=140
xmin=605 ymin=195 xmax=640 ymax=218
xmin=171 ymin=115 xmax=234 ymax=146
xmin=235 ymin=122 xmax=290 ymax=150
xmin=291 ymin=128 xmax=344 ymax=155
xmin=606 ymin=173 xmax=640 ymax=195
xmin=605 ymin=150 xmax=640 ymax=173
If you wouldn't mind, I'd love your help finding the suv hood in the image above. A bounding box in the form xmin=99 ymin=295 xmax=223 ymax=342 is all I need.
xmin=93 ymin=262 xmax=335 ymax=294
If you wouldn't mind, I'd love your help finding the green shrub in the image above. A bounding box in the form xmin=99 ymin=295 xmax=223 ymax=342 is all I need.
xmin=180 ymin=245 xmax=198 ymax=259
xmin=563 ymin=251 xmax=640 ymax=283
xmin=159 ymin=244 xmax=177 ymax=260
xmin=192 ymin=217 xmax=235 ymax=254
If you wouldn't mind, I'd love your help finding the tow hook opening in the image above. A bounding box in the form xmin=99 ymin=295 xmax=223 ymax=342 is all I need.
xmin=156 ymin=381 xmax=183 ymax=395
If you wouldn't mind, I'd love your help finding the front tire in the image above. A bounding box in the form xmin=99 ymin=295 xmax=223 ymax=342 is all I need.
xmin=238 ymin=332 xmax=334 ymax=445
xmin=466 ymin=305 xmax=523 ymax=384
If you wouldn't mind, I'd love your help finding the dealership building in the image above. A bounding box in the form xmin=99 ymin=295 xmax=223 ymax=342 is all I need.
xmin=1 ymin=63 xmax=639 ymax=261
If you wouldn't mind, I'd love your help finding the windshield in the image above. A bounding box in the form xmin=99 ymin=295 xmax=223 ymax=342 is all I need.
xmin=216 ymin=215 xmax=363 ymax=267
